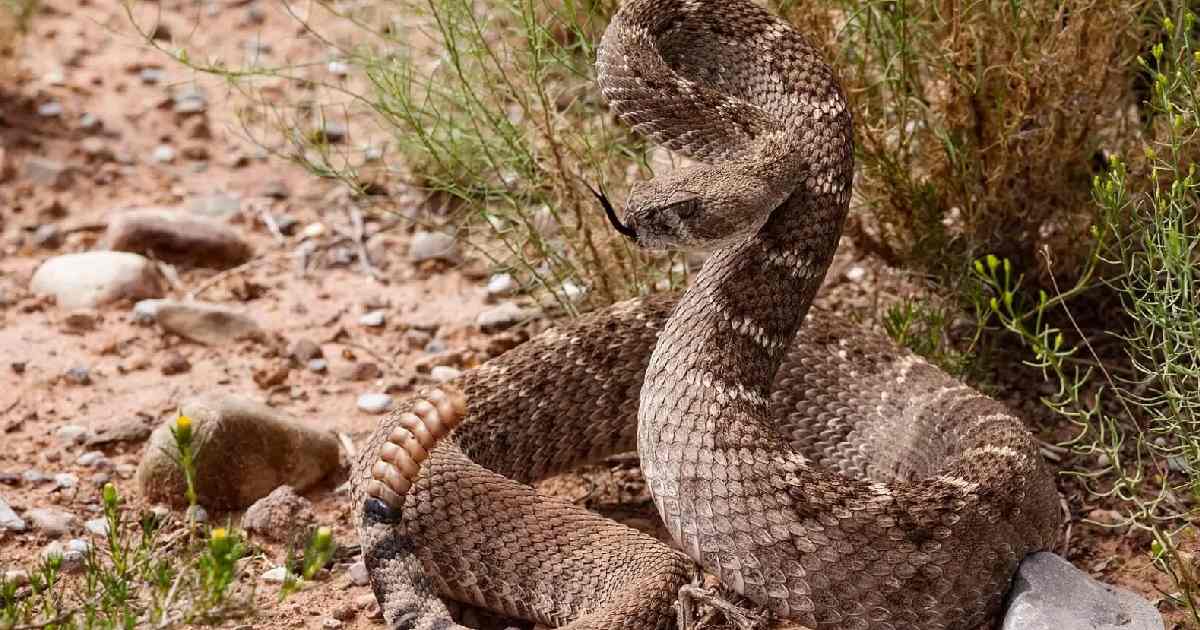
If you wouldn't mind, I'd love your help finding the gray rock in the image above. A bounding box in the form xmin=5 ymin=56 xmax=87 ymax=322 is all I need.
xmin=359 ymin=310 xmax=386 ymax=328
xmin=41 ymin=540 xmax=86 ymax=572
xmin=63 ymin=366 xmax=91 ymax=386
xmin=486 ymin=273 xmax=516 ymax=298
xmin=476 ymin=302 xmax=533 ymax=333
xmin=188 ymin=192 xmax=241 ymax=218
xmin=186 ymin=504 xmax=208 ymax=524
xmin=137 ymin=393 xmax=341 ymax=510
xmin=22 ymin=470 xmax=49 ymax=484
xmin=240 ymin=485 xmax=315 ymax=542
xmin=84 ymin=517 xmax=109 ymax=537
xmin=36 ymin=101 xmax=63 ymax=118
xmin=24 ymin=158 xmax=73 ymax=190
xmin=53 ymin=473 xmax=78 ymax=490
xmin=172 ymin=86 xmax=208 ymax=115
xmin=79 ymin=112 xmax=101 ymax=131
xmin=289 ymin=339 xmax=323 ymax=363
xmin=33 ymin=223 xmax=63 ymax=249
xmin=87 ymin=416 xmax=154 ymax=446
xmin=407 ymin=231 xmax=459 ymax=263
xmin=30 ymin=251 xmax=163 ymax=309
xmin=139 ymin=67 xmax=164 ymax=84
xmin=151 ymin=145 xmax=176 ymax=164
xmin=0 ymin=496 xmax=26 ymax=531
xmin=430 ymin=365 xmax=461 ymax=383
xmin=348 ymin=560 xmax=369 ymax=586
xmin=356 ymin=393 xmax=393 ymax=414
xmin=307 ymin=359 xmax=328 ymax=373
xmin=261 ymin=566 xmax=289 ymax=583
xmin=133 ymin=298 xmax=165 ymax=324
xmin=25 ymin=507 xmax=79 ymax=538
xmin=101 ymin=208 xmax=253 ymax=270
xmin=76 ymin=451 xmax=112 ymax=469
xmin=155 ymin=301 xmax=265 ymax=346
xmin=56 ymin=424 xmax=90 ymax=445
xmin=1002 ymin=552 xmax=1163 ymax=630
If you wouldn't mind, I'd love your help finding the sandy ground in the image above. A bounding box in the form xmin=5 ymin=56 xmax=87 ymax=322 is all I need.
xmin=0 ymin=0 xmax=1190 ymax=628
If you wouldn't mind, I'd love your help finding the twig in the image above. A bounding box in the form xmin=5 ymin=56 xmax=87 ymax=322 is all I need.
xmin=155 ymin=571 xmax=186 ymax=629
xmin=187 ymin=252 xmax=288 ymax=301
xmin=333 ymin=339 xmax=402 ymax=376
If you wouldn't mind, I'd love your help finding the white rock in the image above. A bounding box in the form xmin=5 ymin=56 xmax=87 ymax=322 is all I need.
xmin=430 ymin=366 xmax=462 ymax=383
xmin=261 ymin=566 xmax=289 ymax=583
xmin=152 ymin=145 xmax=177 ymax=163
xmin=133 ymin=298 xmax=166 ymax=324
xmin=53 ymin=473 xmax=78 ymax=490
xmin=357 ymin=393 xmax=394 ymax=414
xmin=359 ymin=310 xmax=386 ymax=327
xmin=30 ymin=252 xmax=163 ymax=309
xmin=844 ymin=265 xmax=866 ymax=283
xmin=84 ymin=517 xmax=110 ymax=537
xmin=1002 ymin=552 xmax=1163 ymax=630
xmin=348 ymin=560 xmax=369 ymax=586
xmin=486 ymin=273 xmax=517 ymax=297
xmin=407 ymin=231 xmax=459 ymax=263
xmin=0 ymin=497 xmax=26 ymax=531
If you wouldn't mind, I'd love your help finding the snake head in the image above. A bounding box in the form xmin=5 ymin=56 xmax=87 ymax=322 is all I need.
xmin=592 ymin=165 xmax=786 ymax=251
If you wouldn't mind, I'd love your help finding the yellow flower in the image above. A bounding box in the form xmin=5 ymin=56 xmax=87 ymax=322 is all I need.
xmin=176 ymin=414 xmax=192 ymax=431
xmin=211 ymin=527 xmax=228 ymax=541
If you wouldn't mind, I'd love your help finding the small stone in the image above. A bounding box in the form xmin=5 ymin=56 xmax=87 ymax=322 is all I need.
xmin=56 ymin=425 xmax=90 ymax=445
xmin=348 ymin=560 xmax=369 ymax=586
xmin=486 ymin=273 xmax=516 ymax=298
xmin=253 ymin=361 xmax=290 ymax=389
xmin=430 ymin=366 xmax=462 ymax=383
xmin=31 ymin=252 xmax=163 ymax=309
xmin=133 ymin=299 xmax=164 ymax=324
xmin=103 ymin=208 xmax=253 ymax=269
xmin=37 ymin=101 xmax=64 ymax=118
xmin=261 ymin=567 xmax=289 ymax=583
xmin=137 ymin=394 xmax=341 ymax=510
xmin=307 ymin=359 xmax=328 ymax=373
xmin=186 ymin=504 xmax=208 ymax=523
xmin=151 ymin=145 xmax=176 ymax=164
xmin=289 ymin=339 xmax=323 ymax=363
xmin=88 ymin=417 xmax=154 ymax=446
xmin=33 ymin=224 xmax=63 ymax=249
xmin=241 ymin=485 xmax=315 ymax=542
xmin=322 ymin=618 xmax=342 ymax=629
xmin=2 ymin=569 xmax=29 ymax=586
xmin=22 ymin=470 xmax=49 ymax=484
xmin=76 ymin=451 xmax=111 ymax=469
xmin=172 ymin=89 xmax=208 ymax=115
xmin=301 ymin=223 xmax=326 ymax=239
xmin=403 ymin=329 xmax=433 ymax=351
xmin=161 ymin=352 xmax=191 ymax=375
xmin=84 ymin=517 xmax=110 ymax=537
xmin=844 ymin=266 xmax=867 ymax=283
xmin=477 ymin=302 xmax=532 ymax=333
xmin=80 ymin=137 xmax=114 ymax=162
xmin=54 ymin=473 xmax=78 ymax=490
xmin=26 ymin=507 xmax=79 ymax=538
xmin=0 ymin=496 xmax=27 ymax=531
xmin=327 ymin=60 xmax=349 ymax=76
xmin=24 ymin=158 xmax=72 ymax=189
xmin=357 ymin=393 xmax=393 ymax=414
xmin=63 ymin=366 xmax=91 ymax=386
xmin=333 ymin=362 xmax=381 ymax=382
xmin=407 ymin=231 xmax=459 ymax=263
xmin=60 ymin=309 xmax=98 ymax=333
xmin=139 ymin=67 xmax=164 ymax=84
xmin=560 ymin=281 xmax=585 ymax=302
xmin=155 ymin=301 xmax=265 ymax=346
xmin=1002 ymin=552 xmax=1163 ymax=630
xmin=359 ymin=310 xmax=386 ymax=327
xmin=79 ymin=112 xmax=101 ymax=131
xmin=41 ymin=541 xmax=85 ymax=572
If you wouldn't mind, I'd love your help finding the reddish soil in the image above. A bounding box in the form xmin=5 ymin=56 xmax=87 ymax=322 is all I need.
xmin=0 ymin=0 xmax=1190 ymax=628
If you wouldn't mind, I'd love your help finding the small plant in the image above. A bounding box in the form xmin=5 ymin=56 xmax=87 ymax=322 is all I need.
xmin=882 ymin=296 xmax=980 ymax=378
xmin=279 ymin=526 xmax=336 ymax=599
xmin=169 ymin=412 xmax=199 ymax=508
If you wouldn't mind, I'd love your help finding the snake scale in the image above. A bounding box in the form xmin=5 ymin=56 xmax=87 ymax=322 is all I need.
xmin=351 ymin=0 xmax=1063 ymax=628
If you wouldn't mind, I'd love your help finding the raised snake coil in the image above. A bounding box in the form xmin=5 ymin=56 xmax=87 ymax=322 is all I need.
xmin=352 ymin=0 xmax=1063 ymax=628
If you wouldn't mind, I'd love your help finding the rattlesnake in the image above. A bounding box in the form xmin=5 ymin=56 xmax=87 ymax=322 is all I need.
xmin=351 ymin=0 xmax=1062 ymax=628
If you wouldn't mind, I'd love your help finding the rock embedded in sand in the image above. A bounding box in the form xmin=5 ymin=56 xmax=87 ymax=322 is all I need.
xmin=240 ymin=485 xmax=316 ymax=542
xmin=155 ymin=300 xmax=265 ymax=346
xmin=25 ymin=507 xmax=79 ymax=538
xmin=137 ymin=393 xmax=340 ymax=510
xmin=30 ymin=251 xmax=163 ymax=309
xmin=101 ymin=208 xmax=253 ymax=269
xmin=1002 ymin=552 xmax=1164 ymax=630
xmin=407 ymin=230 xmax=459 ymax=263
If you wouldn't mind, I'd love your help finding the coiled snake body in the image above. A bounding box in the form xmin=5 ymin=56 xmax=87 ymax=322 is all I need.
xmin=352 ymin=1 xmax=1062 ymax=628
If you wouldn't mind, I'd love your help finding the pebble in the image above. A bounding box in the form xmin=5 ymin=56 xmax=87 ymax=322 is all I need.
xmin=172 ymin=88 xmax=208 ymax=115
xmin=84 ymin=517 xmax=110 ymax=537
xmin=80 ymin=137 xmax=114 ymax=161
xmin=327 ymin=60 xmax=349 ymax=76
xmin=25 ymin=507 xmax=79 ymax=538
xmin=63 ymin=366 xmax=91 ymax=386
xmin=155 ymin=300 xmax=265 ymax=346
xmin=151 ymin=145 xmax=177 ymax=164
xmin=307 ymin=359 xmax=328 ymax=373
xmin=359 ymin=310 xmax=386 ymax=328
xmin=261 ymin=567 xmax=289 ymax=583
xmin=22 ymin=470 xmax=50 ymax=484
xmin=357 ymin=393 xmax=394 ymax=414
xmin=560 ymin=281 xmax=585 ymax=302
xmin=161 ymin=352 xmax=191 ymax=375
xmin=133 ymin=298 xmax=165 ymax=324
xmin=289 ymin=339 xmax=323 ymax=363
xmin=37 ymin=101 xmax=64 ymax=118
xmin=486 ymin=273 xmax=517 ymax=297
xmin=0 ymin=496 xmax=27 ymax=531
xmin=138 ymin=393 xmax=341 ymax=510
xmin=241 ymin=486 xmax=316 ymax=542
xmin=139 ymin=67 xmax=164 ymax=84
xmin=76 ymin=451 xmax=112 ymax=469
xmin=407 ymin=231 xmax=459 ymax=263
xmin=88 ymin=417 xmax=154 ymax=446
xmin=79 ymin=112 xmax=101 ymax=131
xmin=31 ymin=252 xmax=163 ymax=309
xmin=56 ymin=425 xmax=91 ymax=445
xmin=301 ymin=222 xmax=326 ymax=239
xmin=54 ymin=473 xmax=78 ymax=490
xmin=186 ymin=504 xmax=209 ymax=524
xmin=1002 ymin=552 xmax=1163 ymax=630
xmin=41 ymin=540 xmax=86 ymax=572
xmin=33 ymin=223 xmax=62 ymax=249
xmin=430 ymin=366 xmax=462 ymax=383
xmin=334 ymin=362 xmax=381 ymax=382
xmin=844 ymin=266 xmax=867 ymax=283
xmin=322 ymin=618 xmax=342 ymax=629
xmin=2 ymin=569 xmax=29 ymax=586
xmin=348 ymin=560 xmax=369 ymax=586
xmin=477 ymin=302 xmax=532 ymax=333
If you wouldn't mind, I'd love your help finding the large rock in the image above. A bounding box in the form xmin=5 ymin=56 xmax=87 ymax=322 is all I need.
xmin=1002 ymin=552 xmax=1163 ymax=630
xmin=137 ymin=393 xmax=340 ymax=510
xmin=30 ymin=252 xmax=163 ymax=309
xmin=101 ymin=208 xmax=252 ymax=269
xmin=155 ymin=301 xmax=265 ymax=346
